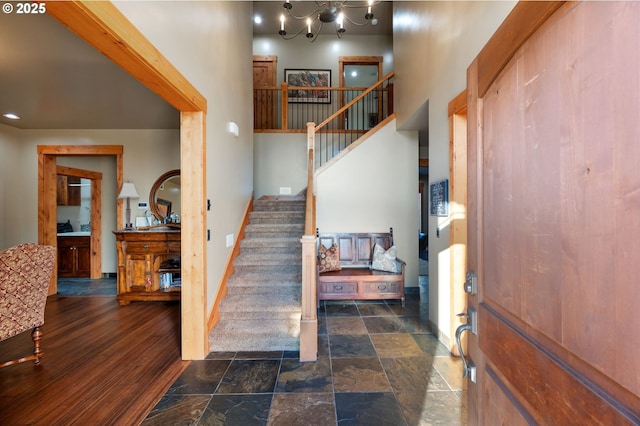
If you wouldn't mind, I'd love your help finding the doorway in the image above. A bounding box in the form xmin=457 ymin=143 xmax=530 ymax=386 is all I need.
xmin=253 ymin=55 xmax=278 ymax=129
xmin=447 ymin=91 xmax=467 ymax=356
xmin=38 ymin=145 xmax=123 ymax=295
xmin=45 ymin=2 xmax=208 ymax=359
xmin=56 ymin=165 xmax=103 ymax=280
xmin=339 ymin=56 xmax=383 ymax=130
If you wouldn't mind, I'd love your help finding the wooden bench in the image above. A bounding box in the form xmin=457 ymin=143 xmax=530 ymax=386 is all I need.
xmin=316 ymin=228 xmax=406 ymax=307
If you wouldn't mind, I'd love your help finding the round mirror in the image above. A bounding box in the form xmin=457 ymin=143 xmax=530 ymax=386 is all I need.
xmin=149 ymin=169 xmax=181 ymax=224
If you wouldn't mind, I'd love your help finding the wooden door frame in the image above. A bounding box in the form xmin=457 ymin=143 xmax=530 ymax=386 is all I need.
xmin=448 ymin=90 xmax=467 ymax=356
xmin=45 ymin=2 xmax=208 ymax=360
xmin=338 ymin=56 xmax=383 ymax=128
xmin=39 ymin=145 xmax=121 ymax=294
xmin=56 ymin=164 xmax=103 ymax=281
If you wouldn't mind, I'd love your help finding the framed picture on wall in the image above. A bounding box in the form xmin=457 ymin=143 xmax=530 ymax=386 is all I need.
xmin=429 ymin=179 xmax=449 ymax=216
xmin=284 ymin=69 xmax=331 ymax=103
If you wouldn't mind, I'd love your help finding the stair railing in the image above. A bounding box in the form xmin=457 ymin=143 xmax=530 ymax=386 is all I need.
xmin=298 ymin=74 xmax=394 ymax=362
xmin=314 ymin=72 xmax=394 ymax=167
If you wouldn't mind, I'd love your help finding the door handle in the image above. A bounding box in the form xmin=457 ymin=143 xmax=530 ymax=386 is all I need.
xmin=455 ymin=309 xmax=477 ymax=383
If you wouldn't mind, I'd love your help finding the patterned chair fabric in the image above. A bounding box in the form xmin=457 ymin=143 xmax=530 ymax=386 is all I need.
xmin=0 ymin=243 xmax=55 ymax=366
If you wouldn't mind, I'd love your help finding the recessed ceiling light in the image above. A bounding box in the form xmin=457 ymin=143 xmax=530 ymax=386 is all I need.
xmin=254 ymin=15 xmax=262 ymax=25
xmin=3 ymin=113 xmax=20 ymax=120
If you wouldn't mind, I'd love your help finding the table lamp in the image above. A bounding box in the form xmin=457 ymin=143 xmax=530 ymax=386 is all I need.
xmin=118 ymin=182 xmax=139 ymax=230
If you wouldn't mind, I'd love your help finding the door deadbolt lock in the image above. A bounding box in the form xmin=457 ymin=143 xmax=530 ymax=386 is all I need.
xmin=464 ymin=270 xmax=478 ymax=295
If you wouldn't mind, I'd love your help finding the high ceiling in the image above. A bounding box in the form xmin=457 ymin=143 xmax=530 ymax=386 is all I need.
xmin=0 ymin=2 xmax=392 ymax=131
xmin=253 ymin=1 xmax=392 ymax=37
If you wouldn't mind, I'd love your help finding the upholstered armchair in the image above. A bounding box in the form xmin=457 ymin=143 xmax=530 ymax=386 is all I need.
xmin=0 ymin=243 xmax=56 ymax=368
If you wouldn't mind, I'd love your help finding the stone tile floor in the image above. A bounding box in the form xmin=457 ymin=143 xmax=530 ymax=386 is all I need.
xmin=143 ymin=294 xmax=467 ymax=425
xmin=57 ymin=277 xmax=117 ymax=296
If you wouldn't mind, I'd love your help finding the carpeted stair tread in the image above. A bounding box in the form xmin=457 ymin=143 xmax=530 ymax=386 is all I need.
xmin=234 ymin=252 xmax=301 ymax=266
xmin=245 ymin=224 xmax=304 ymax=234
xmin=209 ymin=318 xmax=300 ymax=352
xmin=209 ymin=196 xmax=305 ymax=353
xmin=249 ymin=211 xmax=305 ymax=224
xmin=240 ymin=237 xmax=300 ymax=247
xmin=233 ymin=264 xmax=300 ymax=274
xmin=227 ymin=271 xmax=301 ymax=284
xmin=253 ymin=200 xmax=305 ymax=212
xmin=219 ymin=293 xmax=300 ymax=313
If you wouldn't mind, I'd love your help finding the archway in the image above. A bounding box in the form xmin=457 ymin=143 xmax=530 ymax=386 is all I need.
xmin=44 ymin=2 xmax=208 ymax=359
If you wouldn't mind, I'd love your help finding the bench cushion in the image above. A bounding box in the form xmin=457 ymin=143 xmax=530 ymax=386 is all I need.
xmin=318 ymin=243 xmax=341 ymax=273
xmin=371 ymin=244 xmax=399 ymax=273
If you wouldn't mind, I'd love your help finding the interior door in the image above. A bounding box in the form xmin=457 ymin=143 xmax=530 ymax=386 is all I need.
xmin=253 ymin=55 xmax=277 ymax=130
xmin=338 ymin=56 xmax=382 ymax=130
xmin=465 ymin=2 xmax=640 ymax=424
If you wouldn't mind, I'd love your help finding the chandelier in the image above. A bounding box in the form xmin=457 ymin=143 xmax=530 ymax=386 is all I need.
xmin=278 ymin=1 xmax=380 ymax=42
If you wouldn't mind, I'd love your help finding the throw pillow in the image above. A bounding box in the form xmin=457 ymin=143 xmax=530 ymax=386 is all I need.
xmin=371 ymin=243 xmax=399 ymax=273
xmin=318 ymin=243 xmax=341 ymax=273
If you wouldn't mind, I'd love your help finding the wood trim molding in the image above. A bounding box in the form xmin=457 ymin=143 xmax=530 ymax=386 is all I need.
xmin=56 ymin=165 xmax=103 ymax=279
xmin=56 ymin=165 xmax=103 ymax=180
xmin=208 ymin=194 xmax=254 ymax=332
xmin=46 ymin=3 xmax=209 ymax=360
xmin=45 ymin=1 xmax=206 ymax=113
xmin=253 ymin=55 xmax=277 ymax=62
xmin=448 ymin=90 xmax=468 ymax=356
xmin=39 ymin=145 xmax=123 ymax=293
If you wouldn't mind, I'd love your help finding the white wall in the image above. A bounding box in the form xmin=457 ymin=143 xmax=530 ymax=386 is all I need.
xmin=253 ymin=34 xmax=393 ymax=86
xmin=393 ymin=1 xmax=516 ymax=342
xmin=254 ymin=133 xmax=307 ymax=199
xmin=0 ymin=125 xmax=180 ymax=272
xmin=252 ymin=33 xmax=394 ymax=198
xmin=0 ymin=124 xmax=22 ymax=248
xmin=115 ymin=1 xmax=255 ymax=310
xmin=316 ymin=119 xmax=419 ymax=287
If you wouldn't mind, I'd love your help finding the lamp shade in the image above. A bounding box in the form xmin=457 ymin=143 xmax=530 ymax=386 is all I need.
xmin=117 ymin=182 xmax=139 ymax=199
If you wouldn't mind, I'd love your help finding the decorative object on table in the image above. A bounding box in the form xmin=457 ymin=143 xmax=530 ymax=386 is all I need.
xmin=117 ymin=182 xmax=139 ymax=230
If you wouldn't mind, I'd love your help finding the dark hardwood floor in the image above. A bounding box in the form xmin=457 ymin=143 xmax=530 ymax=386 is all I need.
xmin=0 ymin=295 xmax=188 ymax=425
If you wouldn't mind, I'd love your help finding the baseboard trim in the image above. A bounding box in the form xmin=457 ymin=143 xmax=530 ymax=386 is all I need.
xmin=207 ymin=193 xmax=254 ymax=333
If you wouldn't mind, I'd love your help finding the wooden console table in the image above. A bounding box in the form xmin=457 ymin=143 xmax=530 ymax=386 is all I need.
xmin=113 ymin=230 xmax=181 ymax=305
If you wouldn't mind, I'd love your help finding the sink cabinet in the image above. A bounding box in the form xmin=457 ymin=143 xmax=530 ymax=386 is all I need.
xmin=113 ymin=230 xmax=181 ymax=305
xmin=57 ymin=235 xmax=91 ymax=277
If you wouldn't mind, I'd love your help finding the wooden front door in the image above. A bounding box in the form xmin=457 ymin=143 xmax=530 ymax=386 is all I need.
xmin=465 ymin=2 xmax=640 ymax=424
xmin=253 ymin=55 xmax=277 ymax=130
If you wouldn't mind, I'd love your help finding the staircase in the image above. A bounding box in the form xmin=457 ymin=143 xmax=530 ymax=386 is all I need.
xmin=208 ymin=195 xmax=305 ymax=352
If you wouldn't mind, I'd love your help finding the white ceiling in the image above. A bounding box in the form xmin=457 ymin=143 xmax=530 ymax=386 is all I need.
xmin=253 ymin=1 xmax=393 ymax=36
xmin=0 ymin=11 xmax=179 ymax=130
xmin=0 ymin=2 xmax=392 ymax=131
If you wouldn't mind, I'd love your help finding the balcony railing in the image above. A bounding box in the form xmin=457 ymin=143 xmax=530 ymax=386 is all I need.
xmin=254 ymin=72 xmax=394 ymax=169
xmin=254 ymin=73 xmax=394 ymax=133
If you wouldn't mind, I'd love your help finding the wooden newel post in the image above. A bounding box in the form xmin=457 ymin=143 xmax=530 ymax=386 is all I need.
xmin=299 ymin=235 xmax=318 ymax=362
xmin=281 ymin=82 xmax=289 ymax=130
xmin=299 ymin=121 xmax=317 ymax=362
